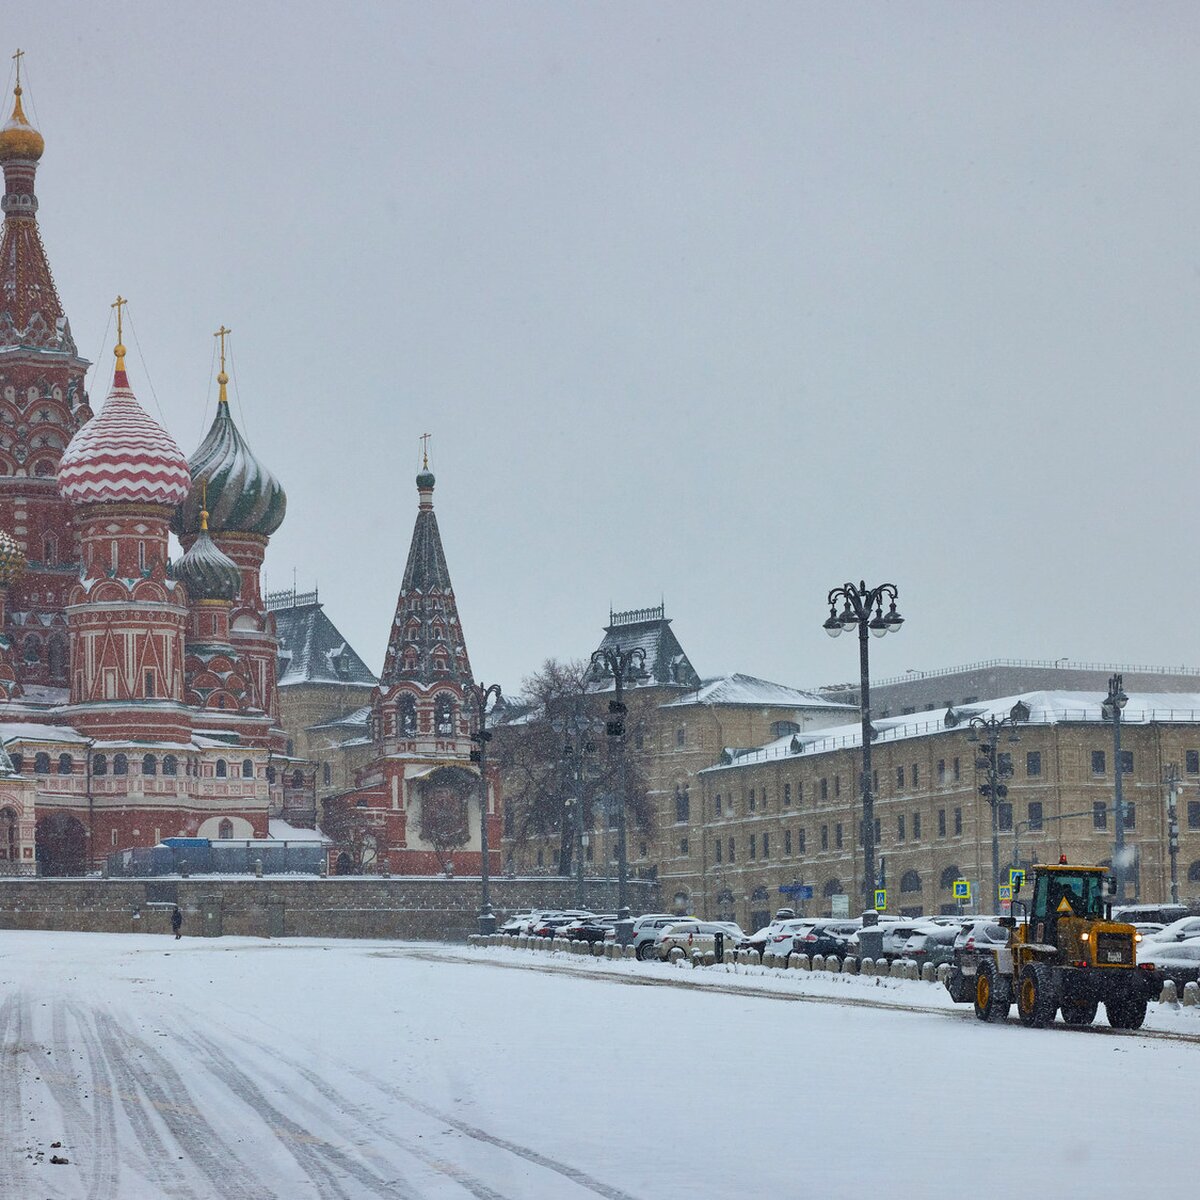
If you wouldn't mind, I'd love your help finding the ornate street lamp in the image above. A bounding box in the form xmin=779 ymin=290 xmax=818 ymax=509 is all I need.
xmin=822 ymin=581 xmax=902 ymax=911
xmin=589 ymin=643 xmax=646 ymax=944
xmin=966 ymin=710 xmax=1023 ymax=909
xmin=1101 ymin=674 xmax=1130 ymax=901
xmin=469 ymin=681 xmax=502 ymax=936
xmin=550 ymin=704 xmax=604 ymax=910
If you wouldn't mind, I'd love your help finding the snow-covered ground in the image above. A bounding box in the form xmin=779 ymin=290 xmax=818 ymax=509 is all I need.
xmin=0 ymin=932 xmax=1195 ymax=1199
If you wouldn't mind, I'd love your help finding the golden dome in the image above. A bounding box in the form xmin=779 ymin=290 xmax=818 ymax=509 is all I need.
xmin=0 ymin=86 xmax=44 ymax=163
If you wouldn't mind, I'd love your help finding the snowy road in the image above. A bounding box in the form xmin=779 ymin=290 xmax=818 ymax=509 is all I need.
xmin=1 ymin=932 xmax=1195 ymax=1199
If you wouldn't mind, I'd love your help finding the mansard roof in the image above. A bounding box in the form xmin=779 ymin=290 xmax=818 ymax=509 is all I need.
xmin=588 ymin=605 xmax=701 ymax=691
xmin=268 ymin=590 xmax=377 ymax=688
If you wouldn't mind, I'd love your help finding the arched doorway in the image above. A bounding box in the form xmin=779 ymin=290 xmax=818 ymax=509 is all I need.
xmin=0 ymin=807 xmax=17 ymax=870
xmin=35 ymin=812 xmax=87 ymax=876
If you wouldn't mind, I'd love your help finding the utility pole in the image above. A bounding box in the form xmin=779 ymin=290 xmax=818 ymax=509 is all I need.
xmin=1164 ymin=763 xmax=1181 ymax=906
xmin=1102 ymin=675 xmax=1130 ymax=902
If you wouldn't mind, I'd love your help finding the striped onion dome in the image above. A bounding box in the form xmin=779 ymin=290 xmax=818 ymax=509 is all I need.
xmin=0 ymin=529 xmax=26 ymax=587
xmin=58 ymin=363 xmax=191 ymax=507
xmin=173 ymin=516 xmax=241 ymax=601
xmin=172 ymin=395 xmax=286 ymax=538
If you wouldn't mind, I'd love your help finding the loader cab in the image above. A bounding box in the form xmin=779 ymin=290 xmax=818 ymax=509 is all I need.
xmin=1027 ymin=865 xmax=1108 ymax=944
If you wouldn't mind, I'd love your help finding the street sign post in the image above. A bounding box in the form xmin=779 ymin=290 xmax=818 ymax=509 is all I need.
xmin=998 ymin=885 xmax=1012 ymax=901
xmin=874 ymin=888 xmax=887 ymax=911
xmin=953 ymin=879 xmax=971 ymax=901
xmin=1009 ymin=868 xmax=1025 ymax=888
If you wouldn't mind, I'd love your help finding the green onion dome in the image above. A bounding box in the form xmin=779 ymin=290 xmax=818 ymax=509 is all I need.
xmin=416 ymin=469 xmax=435 ymax=489
xmin=172 ymin=390 xmax=286 ymax=538
xmin=0 ymin=529 xmax=25 ymax=587
xmin=173 ymin=516 xmax=242 ymax=601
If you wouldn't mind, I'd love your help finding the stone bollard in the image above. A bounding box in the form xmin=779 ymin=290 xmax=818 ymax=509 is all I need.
xmin=592 ymin=941 xmax=605 ymax=957
xmin=826 ymin=956 xmax=841 ymax=974
xmin=811 ymin=954 xmax=825 ymax=971
xmin=763 ymin=952 xmax=777 ymax=969
xmin=1183 ymin=981 xmax=1200 ymax=1007
xmin=906 ymin=961 xmax=920 ymax=981
xmin=937 ymin=963 xmax=953 ymax=986
xmin=669 ymin=946 xmax=685 ymax=964
xmin=623 ymin=943 xmax=636 ymax=960
xmin=875 ymin=959 xmax=890 ymax=978
xmin=1159 ymin=979 xmax=1178 ymax=1005
xmin=691 ymin=950 xmax=703 ymax=968
xmin=921 ymin=963 xmax=936 ymax=984
xmin=842 ymin=956 xmax=858 ymax=976
xmin=860 ymin=957 xmax=874 ymax=976
xmin=468 ymin=934 xmax=479 ymax=947
xmin=797 ymin=954 xmax=811 ymax=971
xmin=785 ymin=952 xmax=798 ymax=970
xmin=703 ymin=950 xmax=716 ymax=966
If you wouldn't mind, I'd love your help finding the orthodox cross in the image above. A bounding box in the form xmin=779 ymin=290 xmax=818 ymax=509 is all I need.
xmin=420 ymin=432 xmax=431 ymax=469
xmin=111 ymin=295 xmax=127 ymax=345
xmin=12 ymin=49 xmax=23 ymax=89
xmin=214 ymin=325 xmax=231 ymax=374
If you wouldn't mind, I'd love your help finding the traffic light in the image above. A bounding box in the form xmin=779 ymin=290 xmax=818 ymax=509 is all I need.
xmin=469 ymin=749 xmax=481 ymax=763
xmin=609 ymin=700 xmax=627 ymax=715
xmin=606 ymin=720 xmax=624 ymax=738
xmin=607 ymin=699 xmax=627 ymax=738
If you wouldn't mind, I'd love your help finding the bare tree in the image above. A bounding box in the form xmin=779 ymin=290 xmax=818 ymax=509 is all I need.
xmin=322 ymin=798 xmax=384 ymax=874
xmin=417 ymin=782 xmax=471 ymax=872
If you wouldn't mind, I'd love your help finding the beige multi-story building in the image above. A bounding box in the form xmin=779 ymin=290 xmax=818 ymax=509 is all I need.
xmin=684 ymin=691 xmax=1200 ymax=932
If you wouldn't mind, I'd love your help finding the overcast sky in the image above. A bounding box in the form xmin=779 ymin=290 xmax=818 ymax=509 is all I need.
xmin=9 ymin=4 xmax=1200 ymax=696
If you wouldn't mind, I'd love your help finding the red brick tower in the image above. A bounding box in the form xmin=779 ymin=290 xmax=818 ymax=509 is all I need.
xmin=57 ymin=311 xmax=193 ymax=742
xmin=0 ymin=64 xmax=92 ymax=689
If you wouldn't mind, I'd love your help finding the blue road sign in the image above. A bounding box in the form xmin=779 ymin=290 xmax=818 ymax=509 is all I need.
xmin=779 ymin=884 xmax=814 ymax=899
xmin=953 ymin=879 xmax=971 ymax=900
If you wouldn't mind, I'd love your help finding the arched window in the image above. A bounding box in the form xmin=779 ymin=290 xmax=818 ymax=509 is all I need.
xmin=772 ymin=720 xmax=801 ymax=738
xmin=142 ymin=754 xmax=156 ymax=776
xmin=34 ymin=752 xmax=50 ymax=774
xmin=23 ymin=637 xmax=41 ymax=664
xmin=57 ymin=753 xmax=72 ymax=775
xmin=751 ymin=885 xmax=769 ymax=902
xmin=267 ymin=766 xmax=276 ymax=784
xmin=113 ymin=753 xmax=128 ymax=775
xmin=822 ymin=878 xmax=844 ymax=898
xmin=1189 ymin=860 xmax=1200 ymax=884
xmin=901 ymin=870 xmax=923 ymax=893
xmin=162 ymin=755 xmax=177 ymax=776
xmin=242 ymin=759 xmax=254 ymax=779
xmin=218 ymin=818 xmax=234 ymax=840
xmin=285 ymin=740 xmax=294 ymax=757
xmin=434 ymin=694 xmax=455 ymax=735
xmin=940 ymin=865 xmax=961 ymax=891
xmin=291 ymin=769 xmax=303 ymax=788
xmin=399 ymin=694 xmax=417 ymax=735
xmin=215 ymin=759 xmax=227 ymax=778
xmin=93 ymin=753 xmax=107 ymax=776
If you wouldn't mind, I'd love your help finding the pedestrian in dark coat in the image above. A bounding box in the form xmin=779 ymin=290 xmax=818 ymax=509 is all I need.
xmin=171 ymin=906 xmax=182 ymax=939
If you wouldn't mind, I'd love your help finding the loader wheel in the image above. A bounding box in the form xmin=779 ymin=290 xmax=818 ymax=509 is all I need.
xmin=1017 ymin=962 xmax=1059 ymax=1028
xmin=946 ymin=968 xmax=971 ymax=1004
xmin=1061 ymin=999 xmax=1098 ymax=1027
xmin=1105 ymin=995 xmax=1148 ymax=1030
xmin=974 ymin=957 xmax=1011 ymax=1022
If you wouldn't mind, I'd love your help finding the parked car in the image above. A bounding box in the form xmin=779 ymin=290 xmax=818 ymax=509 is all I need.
xmin=654 ymin=921 xmax=747 ymax=960
xmin=785 ymin=922 xmax=856 ymax=962
xmin=500 ymin=912 xmax=546 ymax=935
xmin=1114 ymin=903 xmax=1189 ymax=926
xmin=1141 ymin=915 xmax=1200 ymax=944
xmin=879 ymin=921 xmax=941 ymax=960
xmin=1131 ymin=922 xmax=1165 ymax=939
xmin=944 ymin=919 xmax=1013 ymax=1002
xmin=753 ymin=919 xmax=817 ymax=956
xmin=630 ymin=914 xmax=700 ymax=960
xmin=529 ymin=912 xmax=594 ymax=938
xmin=1134 ymin=937 xmax=1200 ymax=987
xmin=901 ymin=925 xmax=959 ymax=968
xmin=559 ymin=915 xmax=617 ymax=943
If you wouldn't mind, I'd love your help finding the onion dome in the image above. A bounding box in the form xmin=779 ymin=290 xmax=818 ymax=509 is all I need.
xmin=58 ymin=335 xmax=191 ymax=507
xmin=0 ymin=84 xmax=44 ymax=163
xmin=416 ymin=468 xmax=435 ymax=489
xmin=174 ymin=507 xmax=241 ymax=601
xmin=0 ymin=529 xmax=26 ymax=587
xmin=172 ymin=353 xmax=285 ymax=538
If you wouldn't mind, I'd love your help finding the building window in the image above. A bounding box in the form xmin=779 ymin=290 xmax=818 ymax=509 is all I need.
xmin=114 ymin=754 xmax=128 ymax=776
xmin=900 ymin=870 xmax=922 ymax=894
xmin=819 ymin=778 xmax=828 ymax=802
xmin=142 ymin=754 xmax=156 ymax=776
xmin=34 ymin=752 xmax=50 ymax=775
xmin=715 ymin=793 xmax=722 ymax=817
xmin=1091 ymin=750 xmax=1106 ymax=775
xmin=1190 ymin=860 xmax=1200 ymax=883
xmin=784 ymin=782 xmax=792 ymax=807
xmin=322 ymin=762 xmax=331 ymax=785
xmin=218 ymin=818 xmax=234 ymax=840
xmin=1093 ymin=801 xmax=1108 ymax=830
xmin=93 ymin=754 xmax=107 ymax=776
xmin=748 ymin=788 xmax=756 ymax=812
xmin=937 ymin=808 xmax=946 ymax=837
xmin=1028 ymin=801 xmax=1043 ymax=831
xmin=144 ymin=671 xmax=155 ymax=698
xmin=912 ymin=812 xmax=921 ymax=839
xmin=834 ymin=823 xmax=842 ymax=850
xmin=834 ymin=776 xmax=840 ymax=798
xmin=1187 ymin=750 xmax=1200 ymax=775
xmin=998 ymin=803 xmax=1013 ymax=832
xmin=10 ymin=753 xmax=22 ymax=773
xmin=267 ymin=766 xmax=276 ymax=784
xmin=748 ymin=836 xmax=756 ymax=861
xmin=912 ymin=764 xmax=919 ymax=787
xmin=215 ymin=759 xmax=227 ymax=778
xmin=399 ymin=695 xmax=417 ymax=735
xmin=676 ymin=727 xmax=685 ymax=748
xmin=679 ymin=838 xmax=688 ymax=856
xmin=762 ymin=832 xmax=769 ymax=859
xmin=1188 ymin=800 xmax=1200 ymax=830
xmin=784 ymin=828 xmax=792 ymax=855
xmin=57 ymin=753 xmax=72 ymax=775
xmin=111 ymin=830 xmax=117 ymax=847
xmin=1026 ymin=751 xmax=1042 ymax=777
xmin=897 ymin=815 xmax=905 ymax=842
xmin=820 ymin=824 xmax=828 ymax=851
xmin=797 ymin=781 xmax=804 ymax=805
xmin=1123 ymin=802 xmax=1136 ymax=830
xmin=675 ymin=785 xmax=690 ymax=823
xmin=715 ymin=839 xmax=722 ymax=864
xmin=285 ymin=740 xmax=294 ymax=757
xmin=1119 ymin=749 xmax=1133 ymax=775
xmin=237 ymin=758 xmax=252 ymax=779
xmin=937 ymin=760 xmax=946 ymax=784
xmin=536 ymin=850 xmax=544 ymax=867
xmin=163 ymin=755 xmax=177 ymax=776
xmin=873 ymin=770 xmax=879 ymax=792
xmin=728 ymin=838 xmax=735 ymax=863
xmin=953 ymin=757 xmax=961 ymax=781
xmin=896 ymin=766 xmax=904 ymax=788
xmin=798 ymin=828 xmax=806 ymax=854
xmin=953 ymin=807 xmax=962 ymax=835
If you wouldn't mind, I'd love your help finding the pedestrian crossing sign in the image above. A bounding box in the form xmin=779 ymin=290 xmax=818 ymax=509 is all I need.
xmin=998 ymin=885 xmax=1012 ymax=901
xmin=953 ymin=879 xmax=971 ymax=900
xmin=874 ymin=889 xmax=887 ymax=910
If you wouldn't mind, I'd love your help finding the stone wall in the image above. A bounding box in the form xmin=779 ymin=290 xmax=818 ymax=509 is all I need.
xmin=0 ymin=876 xmax=661 ymax=941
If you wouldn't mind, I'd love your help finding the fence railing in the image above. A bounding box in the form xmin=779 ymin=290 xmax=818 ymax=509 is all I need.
xmin=857 ymin=657 xmax=1200 ymax=689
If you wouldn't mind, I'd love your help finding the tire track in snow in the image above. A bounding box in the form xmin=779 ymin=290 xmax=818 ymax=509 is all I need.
xmin=66 ymin=1003 xmax=124 ymax=1200
xmin=94 ymin=1011 xmax=269 ymax=1200
xmin=0 ymin=993 xmax=22 ymax=1200
xmin=185 ymin=1029 xmax=419 ymax=1200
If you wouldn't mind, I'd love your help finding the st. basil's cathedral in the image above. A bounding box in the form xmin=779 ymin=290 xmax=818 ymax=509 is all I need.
xmin=0 ymin=62 xmax=499 ymax=878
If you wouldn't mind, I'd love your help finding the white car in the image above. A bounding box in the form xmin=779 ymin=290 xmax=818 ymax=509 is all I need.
xmin=654 ymin=921 xmax=746 ymax=960
xmin=630 ymin=914 xmax=700 ymax=960
xmin=879 ymin=921 xmax=942 ymax=960
xmin=1135 ymin=937 xmax=1200 ymax=983
xmin=1141 ymin=915 xmax=1200 ymax=944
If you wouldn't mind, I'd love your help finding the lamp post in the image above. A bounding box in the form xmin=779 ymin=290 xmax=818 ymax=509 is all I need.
xmin=589 ymin=643 xmax=646 ymax=944
xmin=469 ymin=681 xmax=502 ymax=936
xmin=1101 ymin=673 xmax=1130 ymax=902
xmin=550 ymin=704 xmax=603 ymax=910
xmin=1163 ymin=763 xmax=1181 ymax=907
xmin=822 ymin=581 xmax=903 ymax=913
xmin=966 ymin=711 xmax=1023 ymax=910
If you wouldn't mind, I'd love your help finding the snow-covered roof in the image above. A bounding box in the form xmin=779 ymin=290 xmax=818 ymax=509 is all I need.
xmin=308 ymin=705 xmax=371 ymax=733
xmin=273 ymin=599 xmax=377 ymax=688
xmin=704 ymin=689 xmax=1200 ymax=773
xmin=659 ymin=673 xmax=856 ymax=711
xmin=588 ymin=606 xmax=701 ymax=692
xmin=268 ymin=819 xmax=329 ymax=843
xmin=0 ymin=721 xmax=87 ymax=745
